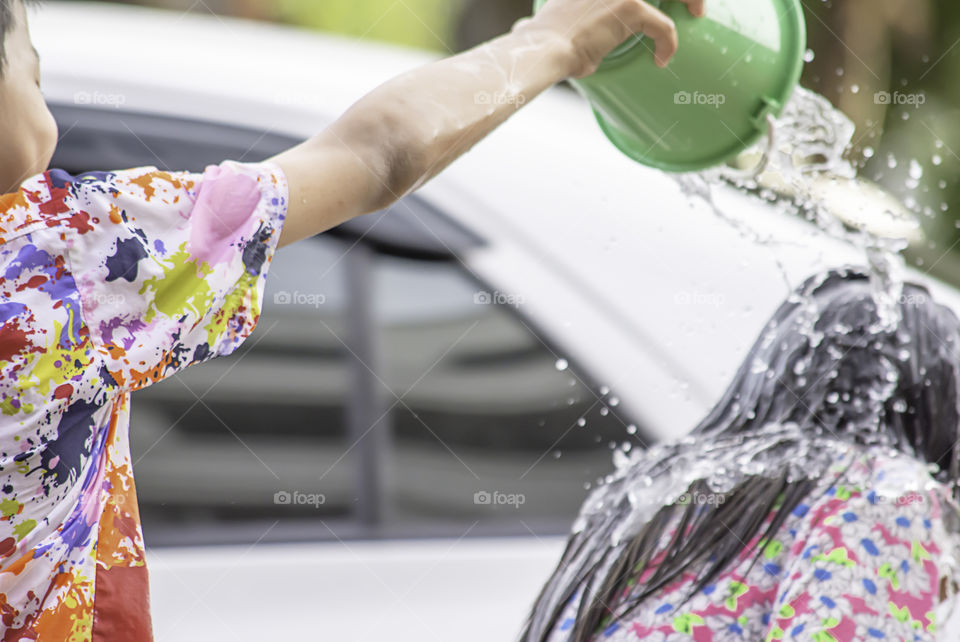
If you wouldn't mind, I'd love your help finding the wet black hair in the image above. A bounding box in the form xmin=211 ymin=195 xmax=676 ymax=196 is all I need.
xmin=521 ymin=268 xmax=960 ymax=642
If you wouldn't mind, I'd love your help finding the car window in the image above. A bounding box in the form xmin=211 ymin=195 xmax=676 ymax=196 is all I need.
xmin=372 ymin=253 xmax=632 ymax=537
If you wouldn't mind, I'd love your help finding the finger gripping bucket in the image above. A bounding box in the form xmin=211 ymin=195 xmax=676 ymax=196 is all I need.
xmin=532 ymin=0 xmax=807 ymax=173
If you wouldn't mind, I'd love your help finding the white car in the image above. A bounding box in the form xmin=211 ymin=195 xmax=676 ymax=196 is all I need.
xmin=31 ymin=3 xmax=960 ymax=640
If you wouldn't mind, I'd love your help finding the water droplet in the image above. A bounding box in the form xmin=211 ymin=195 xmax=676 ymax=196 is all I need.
xmin=577 ymin=417 xmax=586 ymax=427
xmin=803 ymin=49 xmax=815 ymax=62
xmin=850 ymin=84 xmax=859 ymax=94
xmin=555 ymin=358 xmax=568 ymax=371
xmin=626 ymin=424 xmax=638 ymax=435
xmin=609 ymin=396 xmax=620 ymax=407
xmin=612 ymin=449 xmax=629 ymax=468
xmin=932 ymin=154 xmax=943 ymax=166
xmin=909 ymin=159 xmax=924 ymax=179
xmin=863 ymin=146 xmax=874 ymax=159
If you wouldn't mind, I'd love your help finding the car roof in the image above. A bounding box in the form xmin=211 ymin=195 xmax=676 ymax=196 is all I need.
xmin=31 ymin=2 xmax=960 ymax=440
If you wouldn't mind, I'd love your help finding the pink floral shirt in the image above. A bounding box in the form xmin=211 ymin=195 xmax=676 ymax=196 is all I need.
xmin=548 ymin=451 xmax=959 ymax=641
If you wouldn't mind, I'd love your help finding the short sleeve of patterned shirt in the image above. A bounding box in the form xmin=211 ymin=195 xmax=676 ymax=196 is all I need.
xmin=0 ymin=160 xmax=288 ymax=641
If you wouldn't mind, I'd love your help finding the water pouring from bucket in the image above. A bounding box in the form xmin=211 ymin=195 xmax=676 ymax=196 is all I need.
xmin=533 ymin=0 xmax=919 ymax=328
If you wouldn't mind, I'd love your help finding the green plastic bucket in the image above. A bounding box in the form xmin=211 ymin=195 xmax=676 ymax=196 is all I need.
xmin=532 ymin=0 xmax=806 ymax=172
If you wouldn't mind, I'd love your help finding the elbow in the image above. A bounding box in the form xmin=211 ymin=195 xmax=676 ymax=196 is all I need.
xmin=333 ymin=104 xmax=431 ymax=213
xmin=371 ymin=140 xmax=425 ymax=211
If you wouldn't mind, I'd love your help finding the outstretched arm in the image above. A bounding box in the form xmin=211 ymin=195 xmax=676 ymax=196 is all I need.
xmin=271 ymin=0 xmax=705 ymax=248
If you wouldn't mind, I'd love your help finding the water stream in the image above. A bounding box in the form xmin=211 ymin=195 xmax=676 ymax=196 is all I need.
xmin=677 ymin=87 xmax=918 ymax=329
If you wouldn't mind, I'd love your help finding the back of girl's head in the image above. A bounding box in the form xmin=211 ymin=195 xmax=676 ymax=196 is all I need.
xmin=520 ymin=268 xmax=960 ymax=642
xmin=698 ymin=268 xmax=960 ymax=484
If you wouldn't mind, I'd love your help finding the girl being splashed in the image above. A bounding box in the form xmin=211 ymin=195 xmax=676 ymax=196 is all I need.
xmin=523 ymin=269 xmax=960 ymax=642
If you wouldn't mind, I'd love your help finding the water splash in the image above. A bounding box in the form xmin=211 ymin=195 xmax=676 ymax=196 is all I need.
xmin=581 ymin=424 xmax=880 ymax=541
xmin=677 ymin=87 xmax=918 ymax=330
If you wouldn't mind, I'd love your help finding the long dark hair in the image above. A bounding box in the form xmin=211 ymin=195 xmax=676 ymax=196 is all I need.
xmin=521 ymin=268 xmax=960 ymax=642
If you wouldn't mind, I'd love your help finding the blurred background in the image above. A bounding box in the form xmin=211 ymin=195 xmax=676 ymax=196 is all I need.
xmin=96 ymin=0 xmax=960 ymax=282
xmin=33 ymin=2 xmax=960 ymax=637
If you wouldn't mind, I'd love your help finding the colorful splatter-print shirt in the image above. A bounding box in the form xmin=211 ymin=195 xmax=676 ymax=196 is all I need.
xmin=0 ymin=160 xmax=288 ymax=640
xmin=547 ymin=450 xmax=960 ymax=642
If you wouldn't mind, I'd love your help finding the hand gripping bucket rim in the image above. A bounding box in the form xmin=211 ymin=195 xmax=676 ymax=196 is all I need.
xmin=531 ymin=0 xmax=807 ymax=173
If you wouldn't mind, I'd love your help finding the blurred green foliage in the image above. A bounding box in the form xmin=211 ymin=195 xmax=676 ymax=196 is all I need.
xmin=799 ymin=0 xmax=960 ymax=283
xmin=276 ymin=0 xmax=458 ymax=51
